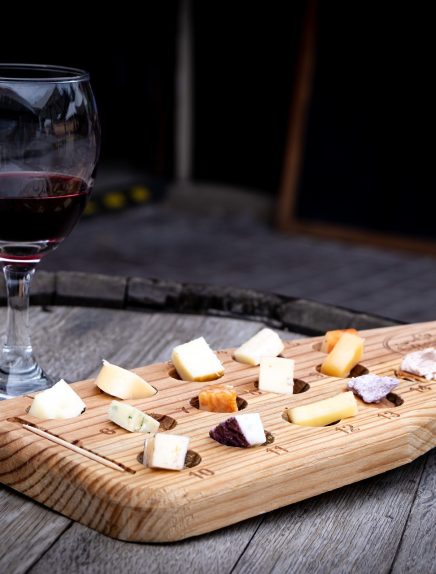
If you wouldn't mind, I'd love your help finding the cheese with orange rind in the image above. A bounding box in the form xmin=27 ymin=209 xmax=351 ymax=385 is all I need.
xmin=198 ymin=385 xmax=238 ymax=412
xmin=320 ymin=328 xmax=358 ymax=353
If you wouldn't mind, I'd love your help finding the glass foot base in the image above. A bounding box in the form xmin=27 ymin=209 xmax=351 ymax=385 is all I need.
xmin=0 ymin=364 xmax=54 ymax=399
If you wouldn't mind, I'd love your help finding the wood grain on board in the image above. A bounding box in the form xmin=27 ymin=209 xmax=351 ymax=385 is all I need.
xmin=1 ymin=318 xmax=435 ymax=543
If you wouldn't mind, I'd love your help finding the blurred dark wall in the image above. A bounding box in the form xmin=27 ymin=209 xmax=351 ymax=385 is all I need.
xmin=2 ymin=3 xmax=436 ymax=240
xmin=297 ymin=3 xmax=436 ymax=239
xmin=0 ymin=5 xmax=178 ymax=177
xmin=192 ymin=1 xmax=306 ymax=192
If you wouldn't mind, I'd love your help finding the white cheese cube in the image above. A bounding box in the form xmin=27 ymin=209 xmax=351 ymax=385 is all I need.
xmin=258 ymin=357 xmax=294 ymax=395
xmin=95 ymin=359 xmax=156 ymax=399
xmin=108 ymin=401 xmax=160 ymax=434
xmin=234 ymin=413 xmax=266 ymax=446
xmin=144 ymin=433 xmax=190 ymax=470
xmin=28 ymin=379 xmax=86 ymax=419
xmin=233 ymin=328 xmax=284 ymax=366
xmin=171 ymin=337 xmax=224 ymax=382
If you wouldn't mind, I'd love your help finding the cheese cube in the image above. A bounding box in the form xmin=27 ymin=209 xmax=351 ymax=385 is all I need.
xmin=258 ymin=357 xmax=294 ymax=395
xmin=209 ymin=413 xmax=266 ymax=447
xmin=233 ymin=328 xmax=284 ymax=366
xmin=320 ymin=333 xmax=364 ymax=377
xmin=144 ymin=433 xmax=190 ymax=470
xmin=320 ymin=328 xmax=358 ymax=353
xmin=95 ymin=360 xmax=156 ymax=399
xmin=171 ymin=337 xmax=224 ymax=382
xmin=287 ymin=391 xmax=358 ymax=426
xmin=28 ymin=379 xmax=86 ymax=419
xmin=108 ymin=401 xmax=160 ymax=434
xmin=198 ymin=385 xmax=238 ymax=412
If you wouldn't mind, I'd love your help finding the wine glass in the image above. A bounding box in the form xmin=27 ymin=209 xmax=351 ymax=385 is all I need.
xmin=0 ymin=64 xmax=100 ymax=399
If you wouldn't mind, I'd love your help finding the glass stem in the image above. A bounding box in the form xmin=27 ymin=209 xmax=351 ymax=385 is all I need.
xmin=1 ymin=263 xmax=38 ymax=375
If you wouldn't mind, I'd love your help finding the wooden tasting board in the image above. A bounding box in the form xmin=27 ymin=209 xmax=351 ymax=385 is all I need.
xmin=0 ymin=321 xmax=436 ymax=543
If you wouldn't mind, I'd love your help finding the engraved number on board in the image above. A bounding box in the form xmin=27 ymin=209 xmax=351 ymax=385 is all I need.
xmin=336 ymin=424 xmax=360 ymax=434
xmin=99 ymin=427 xmax=116 ymax=435
xmin=189 ymin=468 xmax=215 ymax=479
xmin=242 ymin=388 xmax=263 ymax=396
xmin=266 ymin=445 xmax=289 ymax=455
xmin=410 ymin=384 xmax=432 ymax=393
xmin=378 ymin=411 xmax=401 ymax=419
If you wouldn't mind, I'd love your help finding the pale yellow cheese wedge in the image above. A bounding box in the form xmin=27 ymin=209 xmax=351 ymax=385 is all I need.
xmin=233 ymin=328 xmax=284 ymax=366
xmin=258 ymin=357 xmax=294 ymax=394
xmin=171 ymin=337 xmax=224 ymax=382
xmin=287 ymin=391 xmax=358 ymax=427
xmin=320 ymin=333 xmax=364 ymax=377
xmin=28 ymin=379 xmax=86 ymax=419
xmin=95 ymin=360 xmax=156 ymax=399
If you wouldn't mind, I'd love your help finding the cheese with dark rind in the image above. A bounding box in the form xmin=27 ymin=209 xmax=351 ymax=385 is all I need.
xmin=209 ymin=413 xmax=266 ymax=447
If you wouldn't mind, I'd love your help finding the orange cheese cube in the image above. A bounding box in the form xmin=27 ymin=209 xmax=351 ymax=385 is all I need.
xmin=320 ymin=333 xmax=364 ymax=377
xmin=320 ymin=329 xmax=358 ymax=353
xmin=198 ymin=385 xmax=238 ymax=413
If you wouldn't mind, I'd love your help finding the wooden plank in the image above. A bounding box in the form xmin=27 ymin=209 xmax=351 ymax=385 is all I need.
xmin=27 ymin=519 xmax=261 ymax=574
xmin=1 ymin=319 xmax=435 ymax=543
xmin=0 ymin=307 xmax=275 ymax=572
xmin=391 ymin=449 xmax=436 ymax=573
xmin=231 ymin=458 xmax=427 ymax=574
xmin=0 ymin=487 xmax=71 ymax=574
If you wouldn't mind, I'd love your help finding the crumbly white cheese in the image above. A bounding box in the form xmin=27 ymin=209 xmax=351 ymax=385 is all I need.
xmin=401 ymin=348 xmax=436 ymax=380
xmin=144 ymin=433 xmax=190 ymax=470
xmin=258 ymin=357 xmax=294 ymax=394
xmin=108 ymin=401 xmax=160 ymax=434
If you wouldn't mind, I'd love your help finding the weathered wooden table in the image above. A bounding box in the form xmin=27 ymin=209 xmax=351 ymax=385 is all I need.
xmin=0 ymin=272 xmax=434 ymax=574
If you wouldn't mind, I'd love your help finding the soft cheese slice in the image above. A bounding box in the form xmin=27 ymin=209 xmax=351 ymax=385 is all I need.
xmin=233 ymin=328 xmax=284 ymax=366
xmin=28 ymin=379 xmax=86 ymax=419
xmin=287 ymin=391 xmax=358 ymax=427
xmin=258 ymin=357 xmax=294 ymax=395
xmin=95 ymin=360 xmax=156 ymax=399
xmin=171 ymin=337 xmax=224 ymax=382
xmin=144 ymin=433 xmax=190 ymax=470
xmin=108 ymin=400 xmax=160 ymax=434
xmin=320 ymin=333 xmax=364 ymax=377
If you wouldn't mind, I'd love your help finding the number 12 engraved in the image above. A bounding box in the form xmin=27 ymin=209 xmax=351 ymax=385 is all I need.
xmin=189 ymin=468 xmax=215 ymax=479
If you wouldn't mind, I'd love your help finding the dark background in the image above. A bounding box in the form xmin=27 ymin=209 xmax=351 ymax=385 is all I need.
xmin=1 ymin=2 xmax=435 ymax=239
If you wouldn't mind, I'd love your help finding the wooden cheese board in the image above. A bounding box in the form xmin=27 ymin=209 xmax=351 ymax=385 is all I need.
xmin=0 ymin=321 xmax=435 ymax=542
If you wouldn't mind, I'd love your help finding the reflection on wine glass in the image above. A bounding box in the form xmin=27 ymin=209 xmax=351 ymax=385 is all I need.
xmin=0 ymin=64 xmax=100 ymax=399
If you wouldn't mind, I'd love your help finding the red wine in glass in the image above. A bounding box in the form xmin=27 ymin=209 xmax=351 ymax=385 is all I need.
xmin=0 ymin=172 xmax=89 ymax=261
xmin=0 ymin=64 xmax=99 ymax=399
